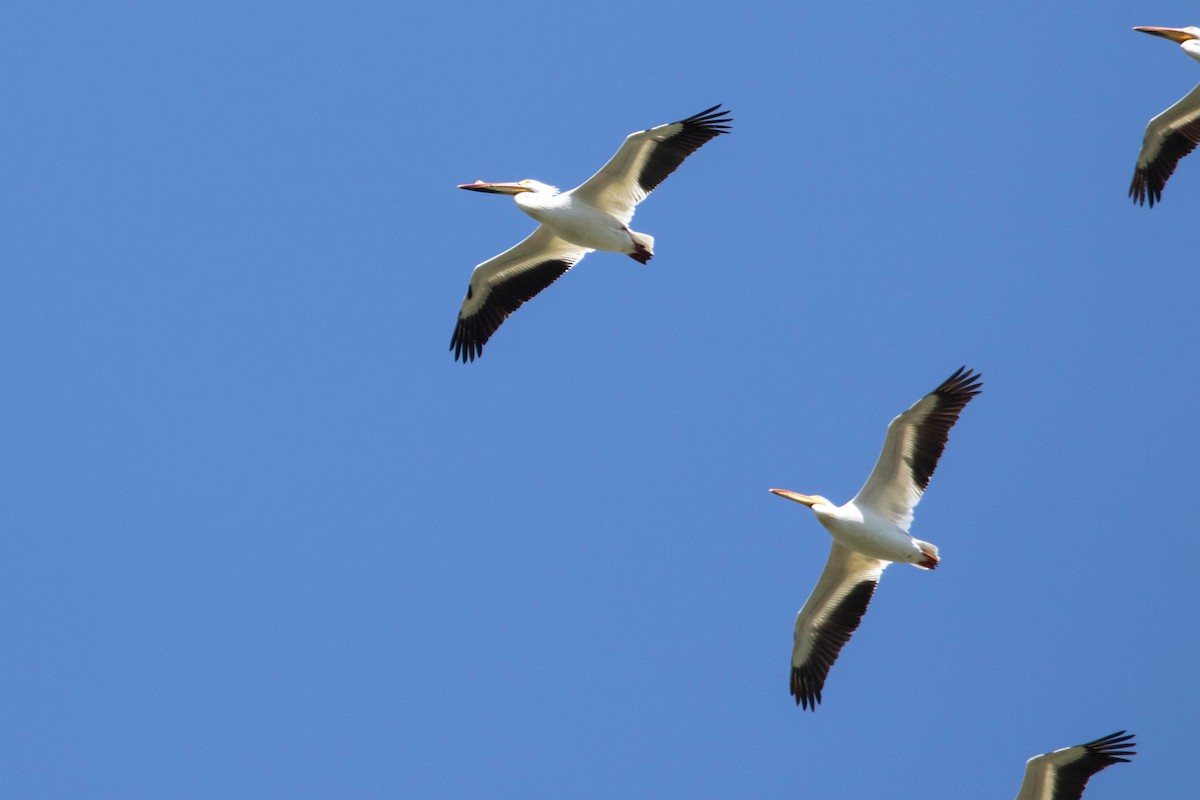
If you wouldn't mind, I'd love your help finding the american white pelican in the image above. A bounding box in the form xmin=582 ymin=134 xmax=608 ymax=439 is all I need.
xmin=1130 ymin=26 xmax=1200 ymax=206
xmin=450 ymin=105 xmax=732 ymax=362
xmin=1014 ymin=731 xmax=1135 ymax=800
xmin=769 ymin=367 xmax=982 ymax=709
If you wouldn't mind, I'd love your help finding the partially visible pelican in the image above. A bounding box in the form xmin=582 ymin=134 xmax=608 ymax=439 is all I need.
xmin=1014 ymin=731 xmax=1136 ymax=800
xmin=450 ymin=105 xmax=732 ymax=362
xmin=1130 ymin=26 xmax=1200 ymax=206
xmin=770 ymin=367 xmax=982 ymax=709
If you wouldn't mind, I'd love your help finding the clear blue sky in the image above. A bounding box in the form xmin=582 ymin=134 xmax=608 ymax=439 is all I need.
xmin=3 ymin=2 xmax=1196 ymax=797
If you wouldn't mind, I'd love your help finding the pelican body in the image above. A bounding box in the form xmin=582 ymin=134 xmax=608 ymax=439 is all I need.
xmin=450 ymin=105 xmax=732 ymax=362
xmin=770 ymin=367 xmax=982 ymax=709
xmin=771 ymin=492 xmax=939 ymax=569
xmin=1130 ymin=26 xmax=1200 ymax=206
xmin=463 ymin=179 xmax=657 ymax=262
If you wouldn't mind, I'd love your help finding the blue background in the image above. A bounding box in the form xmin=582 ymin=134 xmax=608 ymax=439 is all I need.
xmin=3 ymin=2 xmax=1196 ymax=797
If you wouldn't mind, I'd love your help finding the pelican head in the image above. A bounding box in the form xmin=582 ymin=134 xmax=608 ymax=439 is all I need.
xmin=458 ymin=179 xmax=559 ymax=195
xmin=769 ymin=489 xmax=832 ymax=508
xmin=1133 ymin=25 xmax=1200 ymax=44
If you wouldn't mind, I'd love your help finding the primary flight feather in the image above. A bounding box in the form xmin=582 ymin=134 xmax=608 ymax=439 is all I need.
xmin=1014 ymin=731 xmax=1135 ymax=800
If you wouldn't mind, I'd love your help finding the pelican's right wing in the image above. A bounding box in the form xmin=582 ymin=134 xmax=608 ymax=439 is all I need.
xmin=1014 ymin=731 xmax=1135 ymax=800
xmin=790 ymin=543 xmax=887 ymax=710
xmin=450 ymin=226 xmax=590 ymax=363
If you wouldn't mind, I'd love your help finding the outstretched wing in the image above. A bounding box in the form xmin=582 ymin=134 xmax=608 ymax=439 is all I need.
xmin=450 ymin=226 xmax=590 ymax=362
xmin=570 ymin=105 xmax=732 ymax=224
xmin=790 ymin=543 xmax=887 ymax=710
xmin=1014 ymin=731 xmax=1136 ymax=800
xmin=850 ymin=367 xmax=983 ymax=529
xmin=1130 ymin=81 xmax=1200 ymax=206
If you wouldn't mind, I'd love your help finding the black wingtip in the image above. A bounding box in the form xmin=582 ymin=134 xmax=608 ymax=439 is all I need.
xmin=937 ymin=366 xmax=984 ymax=398
xmin=1129 ymin=168 xmax=1160 ymax=207
xmin=1085 ymin=730 xmax=1137 ymax=761
xmin=449 ymin=318 xmax=484 ymax=363
xmin=789 ymin=666 xmax=821 ymax=711
xmin=678 ymin=104 xmax=733 ymax=135
xmin=1129 ymin=170 xmax=1151 ymax=206
xmin=634 ymin=105 xmax=733 ymax=194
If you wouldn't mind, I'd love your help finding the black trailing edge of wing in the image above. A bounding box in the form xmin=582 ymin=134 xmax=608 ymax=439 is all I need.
xmin=790 ymin=579 xmax=878 ymax=711
xmin=1130 ymin=120 xmax=1200 ymax=206
xmin=908 ymin=366 xmax=983 ymax=493
xmin=636 ymin=104 xmax=733 ymax=195
xmin=450 ymin=258 xmax=576 ymax=363
xmin=1056 ymin=731 xmax=1136 ymax=800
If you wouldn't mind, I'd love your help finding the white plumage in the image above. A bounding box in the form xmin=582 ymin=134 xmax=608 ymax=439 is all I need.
xmin=450 ymin=105 xmax=732 ymax=362
xmin=770 ymin=367 xmax=982 ymax=709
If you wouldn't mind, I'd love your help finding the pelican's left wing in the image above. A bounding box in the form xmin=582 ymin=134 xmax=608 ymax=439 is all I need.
xmin=790 ymin=543 xmax=887 ymax=710
xmin=1130 ymin=81 xmax=1200 ymax=206
xmin=850 ymin=367 xmax=982 ymax=529
xmin=570 ymin=105 xmax=732 ymax=223
xmin=450 ymin=226 xmax=590 ymax=363
xmin=1014 ymin=731 xmax=1136 ymax=800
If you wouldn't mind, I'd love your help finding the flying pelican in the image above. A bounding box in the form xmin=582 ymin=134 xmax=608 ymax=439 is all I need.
xmin=1130 ymin=26 xmax=1200 ymax=206
xmin=769 ymin=366 xmax=982 ymax=709
xmin=1013 ymin=731 xmax=1136 ymax=800
xmin=450 ymin=105 xmax=732 ymax=362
